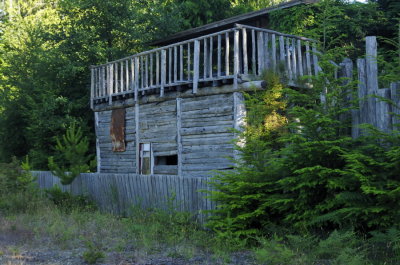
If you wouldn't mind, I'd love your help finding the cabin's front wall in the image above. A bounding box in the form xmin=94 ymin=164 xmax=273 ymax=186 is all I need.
xmin=95 ymin=92 xmax=244 ymax=177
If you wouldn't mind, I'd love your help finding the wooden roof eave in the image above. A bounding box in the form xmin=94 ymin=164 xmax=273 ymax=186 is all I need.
xmin=150 ymin=0 xmax=318 ymax=46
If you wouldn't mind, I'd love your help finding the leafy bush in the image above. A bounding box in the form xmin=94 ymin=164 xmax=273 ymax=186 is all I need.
xmin=45 ymin=185 xmax=97 ymax=213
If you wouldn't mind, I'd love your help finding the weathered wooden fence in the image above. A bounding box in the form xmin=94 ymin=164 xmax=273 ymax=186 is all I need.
xmin=336 ymin=36 xmax=400 ymax=137
xmin=32 ymin=171 xmax=215 ymax=223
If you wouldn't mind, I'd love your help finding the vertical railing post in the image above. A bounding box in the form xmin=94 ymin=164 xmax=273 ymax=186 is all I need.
xmin=161 ymin=50 xmax=166 ymax=97
xmin=257 ymin=31 xmax=264 ymax=75
xmin=271 ymin=34 xmax=276 ymax=71
xmin=193 ymin=40 xmax=200 ymax=94
xmin=225 ymin=32 xmax=230 ymax=76
xmin=134 ymin=57 xmax=140 ymax=101
xmin=130 ymin=58 xmax=134 ymax=91
xmin=234 ymin=29 xmax=239 ymax=89
xmin=297 ymin=39 xmax=303 ymax=77
xmin=217 ymin=34 xmax=221 ymax=77
xmin=90 ymin=66 xmax=94 ymax=109
xmin=242 ymin=28 xmax=248 ymax=75
xmin=187 ymin=43 xmax=191 ymax=81
xmin=312 ymin=43 xmax=319 ymax=76
xmin=105 ymin=66 xmax=111 ymax=105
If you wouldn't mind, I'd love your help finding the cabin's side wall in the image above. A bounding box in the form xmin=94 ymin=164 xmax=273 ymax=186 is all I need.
xmin=180 ymin=93 xmax=236 ymax=177
xmin=95 ymin=91 xmax=245 ymax=176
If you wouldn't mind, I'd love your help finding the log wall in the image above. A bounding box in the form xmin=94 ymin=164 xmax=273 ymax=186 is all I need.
xmin=96 ymin=92 xmax=244 ymax=176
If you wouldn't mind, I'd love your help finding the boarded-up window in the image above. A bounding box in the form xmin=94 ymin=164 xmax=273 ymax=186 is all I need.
xmin=110 ymin=108 xmax=126 ymax=152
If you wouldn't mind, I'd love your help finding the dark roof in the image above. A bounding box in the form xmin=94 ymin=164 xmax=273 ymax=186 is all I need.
xmin=150 ymin=0 xmax=318 ymax=46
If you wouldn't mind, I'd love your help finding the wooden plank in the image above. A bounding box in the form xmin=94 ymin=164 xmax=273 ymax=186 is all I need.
xmin=115 ymin=62 xmax=118 ymax=93
xmin=156 ymin=52 xmax=160 ymax=86
xmin=271 ymin=34 xmax=276 ymax=71
xmin=180 ymin=45 xmax=183 ymax=81
xmin=391 ymin=82 xmax=400 ymax=128
xmin=120 ymin=61 xmax=124 ymax=92
xmin=145 ymin=55 xmax=149 ymax=88
xmin=140 ymin=56 xmax=144 ymax=90
xmin=251 ymin=29 xmax=256 ymax=74
xmin=95 ymin=112 xmax=101 ymax=173
xmin=135 ymin=103 xmax=140 ymax=174
xmin=187 ymin=43 xmax=191 ymax=81
xmin=257 ymin=31 xmax=264 ymax=75
xmin=204 ymin=38 xmax=208 ymax=79
xmin=366 ymin=36 xmax=378 ymax=94
xmin=168 ymin=48 xmax=172 ymax=84
xmin=312 ymin=44 xmax=319 ymax=76
xmin=264 ymin=32 xmax=269 ymax=70
xmin=279 ymin=35 xmax=285 ymax=67
xmin=292 ymin=38 xmax=297 ymax=77
xmin=306 ymin=41 xmax=312 ymax=77
xmin=225 ymin=32 xmax=230 ymax=76
xmin=193 ymin=40 xmax=200 ymax=94
xmin=90 ymin=68 xmax=94 ymax=109
xmin=134 ymin=57 xmax=139 ymax=101
xmin=376 ymin=88 xmax=392 ymax=132
xmin=286 ymin=37 xmax=292 ymax=81
xmin=234 ymin=29 xmax=239 ymax=89
xmin=176 ymin=98 xmax=183 ymax=177
xmin=174 ymin=46 xmax=177 ymax=83
xmin=297 ymin=39 xmax=303 ymax=77
xmin=126 ymin=60 xmax=129 ymax=91
xmin=150 ymin=54 xmax=153 ymax=87
xmin=161 ymin=50 xmax=166 ymax=97
xmin=130 ymin=58 xmax=134 ymax=91
xmin=209 ymin=37 xmax=213 ymax=78
xmin=217 ymin=34 xmax=221 ymax=77
xmin=242 ymin=28 xmax=248 ymax=75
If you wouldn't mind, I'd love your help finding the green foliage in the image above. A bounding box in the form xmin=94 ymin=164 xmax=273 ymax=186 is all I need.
xmin=45 ymin=185 xmax=97 ymax=213
xmin=254 ymin=230 xmax=370 ymax=265
xmin=208 ymin=54 xmax=400 ymax=238
xmin=48 ymin=123 xmax=95 ymax=185
xmin=82 ymin=240 xmax=105 ymax=264
xmin=0 ymin=157 xmax=43 ymax=213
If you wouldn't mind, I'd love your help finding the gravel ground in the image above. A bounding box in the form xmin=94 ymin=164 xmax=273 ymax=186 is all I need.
xmin=0 ymin=221 xmax=256 ymax=265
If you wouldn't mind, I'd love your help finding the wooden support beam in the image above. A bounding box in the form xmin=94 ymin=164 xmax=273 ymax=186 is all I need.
xmin=257 ymin=31 xmax=264 ymax=75
xmin=297 ymin=39 xmax=303 ymax=77
xmin=161 ymin=50 xmax=166 ymax=97
xmin=176 ymin=98 xmax=182 ymax=176
xmin=271 ymin=34 xmax=276 ymax=71
xmin=234 ymin=30 xmax=239 ymax=89
xmin=217 ymin=34 xmax=221 ymax=77
xmin=90 ymin=67 xmax=94 ymax=109
xmin=242 ymin=28 xmax=248 ymax=75
xmin=225 ymin=32 xmax=230 ymax=76
xmin=193 ymin=40 xmax=200 ymax=94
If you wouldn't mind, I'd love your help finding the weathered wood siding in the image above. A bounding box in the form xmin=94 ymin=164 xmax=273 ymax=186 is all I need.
xmin=96 ymin=92 xmax=244 ymax=177
xmin=96 ymin=107 xmax=136 ymax=173
xmin=181 ymin=93 xmax=236 ymax=176
xmin=32 ymin=171 xmax=215 ymax=223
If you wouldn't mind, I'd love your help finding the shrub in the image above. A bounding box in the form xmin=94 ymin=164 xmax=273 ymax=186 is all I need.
xmin=82 ymin=240 xmax=105 ymax=264
xmin=207 ymin=63 xmax=400 ymax=237
xmin=45 ymin=185 xmax=97 ymax=213
xmin=0 ymin=157 xmax=43 ymax=213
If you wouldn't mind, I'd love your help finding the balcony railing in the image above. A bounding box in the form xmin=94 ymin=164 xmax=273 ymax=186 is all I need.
xmin=90 ymin=24 xmax=319 ymax=108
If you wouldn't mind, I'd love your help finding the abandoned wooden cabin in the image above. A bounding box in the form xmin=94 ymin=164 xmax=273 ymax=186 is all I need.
xmin=90 ymin=0 xmax=320 ymax=177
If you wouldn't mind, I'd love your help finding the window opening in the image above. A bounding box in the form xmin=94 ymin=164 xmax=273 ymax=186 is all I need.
xmin=155 ymin=155 xmax=178 ymax=166
xmin=139 ymin=143 xmax=153 ymax=175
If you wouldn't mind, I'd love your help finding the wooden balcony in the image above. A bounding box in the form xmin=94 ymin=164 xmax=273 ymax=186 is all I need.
xmin=90 ymin=24 xmax=319 ymax=109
